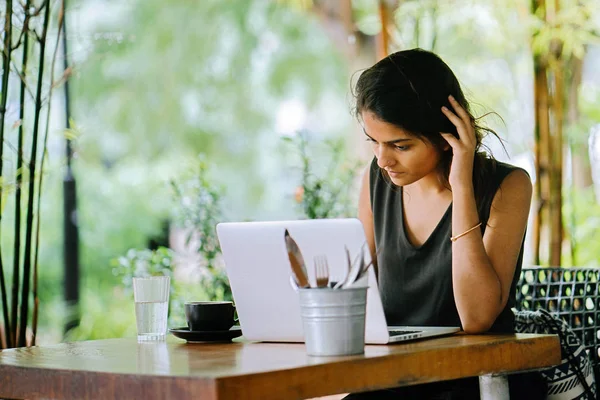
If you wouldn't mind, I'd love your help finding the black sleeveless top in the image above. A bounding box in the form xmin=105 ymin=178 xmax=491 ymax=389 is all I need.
xmin=369 ymin=157 xmax=526 ymax=333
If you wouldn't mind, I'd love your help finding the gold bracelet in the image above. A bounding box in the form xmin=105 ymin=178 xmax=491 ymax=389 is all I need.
xmin=450 ymin=222 xmax=482 ymax=242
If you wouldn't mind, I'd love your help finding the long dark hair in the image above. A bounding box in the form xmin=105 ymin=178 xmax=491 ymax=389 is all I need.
xmin=353 ymin=48 xmax=502 ymax=212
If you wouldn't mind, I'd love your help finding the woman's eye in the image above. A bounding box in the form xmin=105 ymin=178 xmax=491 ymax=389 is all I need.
xmin=395 ymin=145 xmax=410 ymax=151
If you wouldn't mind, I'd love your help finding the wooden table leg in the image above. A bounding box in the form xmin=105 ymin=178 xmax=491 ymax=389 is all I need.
xmin=479 ymin=374 xmax=509 ymax=400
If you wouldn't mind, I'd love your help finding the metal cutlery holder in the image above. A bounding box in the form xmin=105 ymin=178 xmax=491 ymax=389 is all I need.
xmin=298 ymin=287 xmax=368 ymax=356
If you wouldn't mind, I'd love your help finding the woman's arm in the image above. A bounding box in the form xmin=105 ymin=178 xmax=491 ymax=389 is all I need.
xmin=441 ymin=95 xmax=532 ymax=333
xmin=357 ymin=164 xmax=378 ymax=273
xmin=451 ymin=170 xmax=532 ymax=333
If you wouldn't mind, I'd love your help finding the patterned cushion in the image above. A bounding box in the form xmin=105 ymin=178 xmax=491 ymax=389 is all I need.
xmin=514 ymin=309 xmax=597 ymax=400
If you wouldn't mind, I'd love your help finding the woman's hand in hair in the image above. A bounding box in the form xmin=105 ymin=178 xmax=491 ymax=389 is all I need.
xmin=440 ymin=95 xmax=476 ymax=191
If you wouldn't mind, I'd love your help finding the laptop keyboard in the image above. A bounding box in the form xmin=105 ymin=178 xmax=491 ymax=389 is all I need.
xmin=389 ymin=329 xmax=421 ymax=336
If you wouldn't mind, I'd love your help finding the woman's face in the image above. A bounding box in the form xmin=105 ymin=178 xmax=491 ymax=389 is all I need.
xmin=361 ymin=111 xmax=444 ymax=187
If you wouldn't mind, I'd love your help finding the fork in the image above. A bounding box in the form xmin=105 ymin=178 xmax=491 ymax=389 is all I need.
xmin=313 ymin=255 xmax=330 ymax=288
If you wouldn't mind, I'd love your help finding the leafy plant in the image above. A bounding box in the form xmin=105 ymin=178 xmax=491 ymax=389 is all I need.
xmin=283 ymin=131 xmax=361 ymax=219
xmin=171 ymin=156 xmax=231 ymax=301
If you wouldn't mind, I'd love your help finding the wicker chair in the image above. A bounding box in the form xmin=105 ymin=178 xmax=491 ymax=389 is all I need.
xmin=515 ymin=266 xmax=600 ymax=383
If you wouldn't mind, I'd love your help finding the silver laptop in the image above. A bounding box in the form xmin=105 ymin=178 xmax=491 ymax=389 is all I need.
xmin=216 ymin=218 xmax=459 ymax=344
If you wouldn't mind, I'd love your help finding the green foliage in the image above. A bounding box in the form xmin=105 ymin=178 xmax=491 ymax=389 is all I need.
xmin=171 ymin=156 xmax=231 ymax=301
xmin=530 ymin=1 xmax=600 ymax=59
xmin=282 ymin=131 xmax=361 ymax=219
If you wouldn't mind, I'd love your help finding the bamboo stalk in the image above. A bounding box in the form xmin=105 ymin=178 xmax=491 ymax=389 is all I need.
xmin=32 ymin=0 xmax=65 ymax=346
xmin=549 ymin=59 xmax=564 ymax=266
xmin=539 ymin=68 xmax=551 ymax=266
xmin=532 ymin=54 xmax=543 ymax=266
xmin=18 ymin=0 xmax=52 ymax=348
xmin=1 ymin=0 xmax=15 ymax=350
xmin=10 ymin=1 xmax=31 ymax=350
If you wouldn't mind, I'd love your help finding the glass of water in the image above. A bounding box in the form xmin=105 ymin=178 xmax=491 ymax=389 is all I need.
xmin=133 ymin=276 xmax=170 ymax=342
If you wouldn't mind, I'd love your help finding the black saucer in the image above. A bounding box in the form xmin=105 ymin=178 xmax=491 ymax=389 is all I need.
xmin=169 ymin=326 xmax=242 ymax=343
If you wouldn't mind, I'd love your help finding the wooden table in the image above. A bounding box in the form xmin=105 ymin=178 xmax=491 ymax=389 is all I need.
xmin=0 ymin=333 xmax=559 ymax=400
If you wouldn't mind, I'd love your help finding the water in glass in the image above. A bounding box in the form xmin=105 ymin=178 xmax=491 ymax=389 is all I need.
xmin=135 ymin=300 xmax=169 ymax=341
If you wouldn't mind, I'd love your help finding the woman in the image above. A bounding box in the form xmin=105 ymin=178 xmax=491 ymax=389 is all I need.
xmin=346 ymin=49 xmax=546 ymax=399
